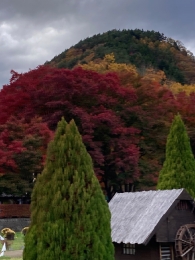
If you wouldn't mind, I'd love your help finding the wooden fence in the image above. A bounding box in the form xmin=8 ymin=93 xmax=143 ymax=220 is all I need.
xmin=0 ymin=204 xmax=30 ymax=218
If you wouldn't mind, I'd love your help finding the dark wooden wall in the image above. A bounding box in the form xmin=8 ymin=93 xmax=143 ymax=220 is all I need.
xmin=156 ymin=200 xmax=195 ymax=242
xmin=114 ymin=198 xmax=195 ymax=260
xmin=114 ymin=237 xmax=159 ymax=260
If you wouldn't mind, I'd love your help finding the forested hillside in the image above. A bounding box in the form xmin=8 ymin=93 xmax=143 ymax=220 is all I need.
xmin=47 ymin=29 xmax=195 ymax=84
xmin=1 ymin=29 xmax=195 ymax=199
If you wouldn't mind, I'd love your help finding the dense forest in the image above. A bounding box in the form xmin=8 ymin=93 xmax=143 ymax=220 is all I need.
xmin=47 ymin=29 xmax=195 ymax=84
xmin=1 ymin=29 xmax=195 ymax=199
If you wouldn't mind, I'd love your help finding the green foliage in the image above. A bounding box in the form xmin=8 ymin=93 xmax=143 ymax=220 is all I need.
xmin=45 ymin=29 xmax=195 ymax=84
xmin=157 ymin=114 xmax=195 ymax=197
xmin=23 ymin=118 xmax=114 ymax=260
xmin=0 ymin=173 xmax=32 ymax=196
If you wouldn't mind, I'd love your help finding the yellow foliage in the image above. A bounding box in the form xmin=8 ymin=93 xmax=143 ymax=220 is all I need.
xmin=1 ymin=228 xmax=12 ymax=235
xmin=1 ymin=228 xmax=15 ymax=236
xmin=65 ymin=48 xmax=82 ymax=61
xmin=142 ymin=68 xmax=167 ymax=84
xmin=79 ymin=53 xmax=138 ymax=78
xmin=169 ymin=82 xmax=195 ymax=95
xmin=104 ymin=53 xmax=115 ymax=63
xmin=158 ymin=42 xmax=169 ymax=50
xmin=21 ymin=227 xmax=29 ymax=235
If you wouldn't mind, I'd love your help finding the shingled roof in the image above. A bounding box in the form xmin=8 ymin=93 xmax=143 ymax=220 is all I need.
xmin=109 ymin=189 xmax=192 ymax=245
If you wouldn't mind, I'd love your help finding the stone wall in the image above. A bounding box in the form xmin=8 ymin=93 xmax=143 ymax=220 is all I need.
xmin=0 ymin=218 xmax=30 ymax=232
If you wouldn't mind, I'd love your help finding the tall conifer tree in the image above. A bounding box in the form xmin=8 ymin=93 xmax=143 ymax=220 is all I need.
xmin=157 ymin=114 xmax=195 ymax=197
xmin=23 ymin=118 xmax=114 ymax=260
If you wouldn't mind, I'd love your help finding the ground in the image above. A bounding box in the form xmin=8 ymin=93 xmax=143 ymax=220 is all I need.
xmin=4 ymin=249 xmax=23 ymax=258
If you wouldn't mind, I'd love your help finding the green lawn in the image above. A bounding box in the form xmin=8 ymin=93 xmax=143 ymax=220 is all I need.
xmin=8 ymin=232 xmax=24 ymax=251
xmin=1 ymin=256 xmax=22 ymax=260
xmin=0 ymin=232 xmax=24 ymax=259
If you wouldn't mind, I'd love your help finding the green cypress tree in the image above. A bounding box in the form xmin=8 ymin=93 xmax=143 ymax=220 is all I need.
xmin=23 ymin=118 xmax=114 ymax=260
xmin=157 ymin=114 xmax=195 ymax=197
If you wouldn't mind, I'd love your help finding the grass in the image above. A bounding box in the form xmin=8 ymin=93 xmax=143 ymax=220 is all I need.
xmin=1 ymin=256 xmax=22 ymax=260
xmin=8 ymin=232 xmax=24 ymax=251
xmin=0 ymin=232 xmax=24 ymax=259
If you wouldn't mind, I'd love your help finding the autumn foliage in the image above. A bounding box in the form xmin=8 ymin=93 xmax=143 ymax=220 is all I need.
xmin=1 ymin=50 xmax=195 ymax=197
xmin=0 ymin=116 xmax=53 ymax=195
xmin=0 ymin=66 xmax=140 ymax=198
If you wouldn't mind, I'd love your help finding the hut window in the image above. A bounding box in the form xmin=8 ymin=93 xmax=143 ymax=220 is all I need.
xmin=160 ymin=243 xmax=172 ymax=260
xmin=176 ymin=200 xmax=189 ymax=210
xmin=122 ymin=243 xmax=135 ymax=255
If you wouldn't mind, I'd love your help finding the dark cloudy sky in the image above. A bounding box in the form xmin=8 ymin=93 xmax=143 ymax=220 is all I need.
xmin=0 ymin=0 xmax=194 ymax=87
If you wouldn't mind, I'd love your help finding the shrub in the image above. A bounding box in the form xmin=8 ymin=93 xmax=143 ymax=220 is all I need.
xmin=21 ymin=227 xmax=29 ymax=236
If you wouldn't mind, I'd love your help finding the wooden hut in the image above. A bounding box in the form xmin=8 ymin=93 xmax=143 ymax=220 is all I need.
xmin=109 ymin=189 xmax=195 ymax=260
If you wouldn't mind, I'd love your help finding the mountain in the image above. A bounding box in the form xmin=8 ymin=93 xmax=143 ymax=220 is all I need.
xmin=1 ymin=29 xmax=195 ymax=197
xmin=46 ymin=29 xmax=195 ymax=84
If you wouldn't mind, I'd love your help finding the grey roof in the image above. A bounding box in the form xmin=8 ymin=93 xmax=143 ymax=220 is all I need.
xmin=109 ymin=189 xmax=188 ymax=245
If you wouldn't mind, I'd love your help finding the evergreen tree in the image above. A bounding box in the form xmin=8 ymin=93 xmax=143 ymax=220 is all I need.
xmin=157 ymin=114 xmax=195 ymax=197
xmin=23 ymin=118 xmax=114 ymax=260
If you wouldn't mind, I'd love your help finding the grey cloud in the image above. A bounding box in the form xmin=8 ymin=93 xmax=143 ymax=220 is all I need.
xmin=0 ymin=1 xmax=79 ymax=21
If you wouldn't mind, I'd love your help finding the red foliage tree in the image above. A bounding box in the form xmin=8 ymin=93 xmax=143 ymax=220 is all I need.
xmin=0 ymin=67 xmax=140 ymax=199
xmin=0 ymin=116 xmax=53 ymax=195
xmin=118 ymin=76 xmax=178 ymax=189
xmin=137 ymin=81 xmax=177 ymax=189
